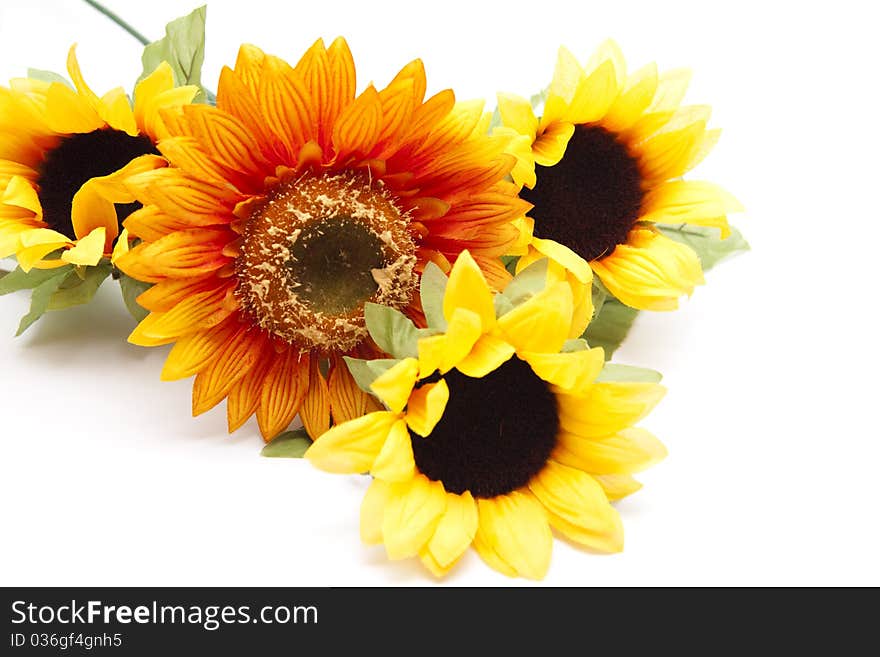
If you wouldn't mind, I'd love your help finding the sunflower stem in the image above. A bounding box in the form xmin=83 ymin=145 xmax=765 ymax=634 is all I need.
xmin=80 ymin=0 xmax=150 ymax=46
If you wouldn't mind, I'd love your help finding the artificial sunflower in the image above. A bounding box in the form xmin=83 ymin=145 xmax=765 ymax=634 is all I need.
xmin=496 ymin=40 xmax=742 ymax=311
xmin=0 ymin=46 xmax=198 ymax=271
xmin=307 ymin=251 xmax=666 ymax=579
xmin=116 ymin=38 xmax=527 ymax=440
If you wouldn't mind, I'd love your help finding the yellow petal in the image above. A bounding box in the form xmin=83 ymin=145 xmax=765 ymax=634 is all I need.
xmin=61 ymin=227 xmax=106 ymax=266
xmin=556 ymin=382 xmax=666 ymax=438
xmin=529 ymin=460 xmax=623 ymax=552
xmin=566 ymin=59 xmax=619 ymax=125
xmin=44 ymin=82 xmax=103 ymax=134
xmin=531 ymin=237 xmax=592 ymax=284
xmin=360 ymin=478 xmax=392 ymax=545
xmin=520 ymin=347 xmax=605 ymax=393
xmin=641 ymin=180 xmax=740 ymax=239
xmin=133 ymin=61 xmax=174 ymax=133
xmin=497 ymin=92 xmax=538 ymax=140
xmin=584 ymin=39 xmax=627 ymax=87
xmin=404 ymin=379 xmax=449 ymax=437
xmin=555 ymin=427 xmax=667 ymax=475
xmin=455 ymin=333 xmax=515 ymax=378
xmin=591 ymin=228 xmax=705 ymax=311
xmin=423 ymin=490 xmax=478 ymax=569
xmin=111 ymin=228 xmax=130 ymax=263
xmin=603 ymin=63 xmax=659 ymax=133
xmin=369 ymin=358 xmax=419 ymax=414
xmin=382 ymin=474 xmax=447 ymax=560
xmin=2 ymin=176 xmax=42 ymax=217
xmin=542 ymin=46 xmax=585 ymax=127
xmin=474 ymin=491 xmax=552 ymax=580
xmin=371 ymin=419 xmax=416 ymax=483
xmin=305 ymin=411 xmax=399 ymax=474
xmin=66 ymin=45 xmax=99 ymax=105
xmin=496 ymin=281 xmax=573 ymax=353
xmin=532 ymin=120 xmax=574 ymax=167
xmin=593 ymin=474 xmax=643 ymax=501
xmin=98 ymin=87 xmax=138 ymax=136
xmin=443 ymin=250 xmax=495 ymax=331
xmin=649 ymin=68 xmax=692 ymax=112
xmin=17 ymin=240 xmax=68 ymax=272
xmin=418 ymin=308 xmax=483 ymax=376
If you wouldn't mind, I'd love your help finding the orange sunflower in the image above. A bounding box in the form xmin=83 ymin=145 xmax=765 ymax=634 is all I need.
xmin=117 ymin=38 xmax=527 ymax=441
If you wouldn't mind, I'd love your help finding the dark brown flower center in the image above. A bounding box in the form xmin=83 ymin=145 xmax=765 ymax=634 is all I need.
xmin=521 ymin=124 xmax=645 ymax=261
xmin=37 ymin=129 xmax=158 ymax=240
xmin=411 ymin=358 xmax=559 ymax=498
xmin=236 ymin=171 xmax=417 ymax=352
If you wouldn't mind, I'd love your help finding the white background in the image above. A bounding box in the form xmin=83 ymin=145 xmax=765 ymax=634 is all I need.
xmin=1 ymin=0 xmax=878 ymax=586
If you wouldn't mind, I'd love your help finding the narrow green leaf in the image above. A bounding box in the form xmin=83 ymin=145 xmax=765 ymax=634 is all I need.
xmin=502 ymin=258 xmax=549 ymax=307
xmin=419 ymin=262 xmax=448 ymax=331
xmin=16 ymin=270 xmax=70 ymax=336
xmin=137 ymin=6 xmax=208 ymax=100
xmin=364 ymin=303 xmax=419 ymax=359
xmin=583 ymin=298 xmax=639 ymax=361
xmin=260 ymin=429 xmax=312 ymax=458
xmin=597 ymin=364 xmax=663 ymax=384
xmin=47 ymin=264 xmax=112 ymax=310
xmin=656 ymin=224 xmax=750 ymax=272
xmin=27 ymin=68 xmax=72 ymax=88
xmin=0 ymin=264 xmax=74 ymax=296
xmin=343 ymin=357 xmax=401 ymax=394
xmin=118 ymin=273 xmax=152 ymax=322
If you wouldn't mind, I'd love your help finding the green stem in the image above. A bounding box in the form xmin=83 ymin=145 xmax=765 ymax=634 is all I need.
xmin=81 ymin=0 xmax=150 ymax=46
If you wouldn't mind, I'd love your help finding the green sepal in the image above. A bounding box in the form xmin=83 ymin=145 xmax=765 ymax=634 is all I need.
xmin=0 ymin=264 xmax=74 ymax=295
xmin=597 ymin=363 xmax=663 ymax=384
xmin=582 ymin=298 xmax=639 ymax=361
xmin=137 ymin=6 xmax=211 ymax=103
xmin=47 ymin=263 xmax=112 ymax=310
xmin=419 ymin=261 xmax=448 ymax=331
xmin=260 ymin=429 xmax=312 ymax=458
xmin=343 ymin=356 xmax=401 ymax=394
xmin=500 ymin=254 xmax=519 ymax=275
xmin=656 ymin=223 xmax=750 ymax=272
xmin=501 ymin=257 xmax=549 ymax=307
xmin=27 ymin=68 xmax=72 ymax=88
xmin=562 ymin=338 xmax=589 ymax=353
xmin=15 ymin=270 xmax=72 ymax=336
xmin=118 ymin=272 xmax=152 ymax=322
xmin=364 ymin=302 xmax=419 ymax=359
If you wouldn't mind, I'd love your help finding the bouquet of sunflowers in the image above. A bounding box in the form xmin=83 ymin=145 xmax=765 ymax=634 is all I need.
xmin=0 ymin=4 xmax=747 ymax=579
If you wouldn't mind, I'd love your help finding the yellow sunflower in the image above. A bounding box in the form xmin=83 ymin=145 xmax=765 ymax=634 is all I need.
xmin=116 ymin=39 xmax=528 ymax=441
xmin=0 ymin=46 xmax=198 ymax=271
xmin=307 ymin=251 xmax=666 ymax=579
xmin=496 ymin=40 xmax=742 ymax=311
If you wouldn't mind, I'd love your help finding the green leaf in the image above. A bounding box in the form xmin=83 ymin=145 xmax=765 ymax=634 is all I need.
xmin=118 ymin=273 xmax=153 ymax=322
xmin=15 ymin=270 xmax=71 ymax=336
xmin=419 ymin=261 xmax=448 ymax=331
xmin=583 ymin=298 xmax=639 ymax=361
xmin=0 ymin=264 xmax=75 ymax=295
xmin=343 ymin=357 xmax=401 ymax=394
xmin=260 ymin=429 xmax=312 ymax=458
xmin=364 ymin=303 xmax=419 ymax=359
xmin=502 ymin=258 xmax=549 ymax=307
xmin=137 ymin=6 xmax=208 ymax=100
xmin=47 ymin=264 xmax=112 ymax=310
xmin=27 ymin=68 xmax=72 ymax=88
xmin=493 ymin=293 xmax=514 ymax=318
xmin=656 ymin=224 xmax=750 ymax=272
xmin=596 ymin=364 xmax=663 ymax=384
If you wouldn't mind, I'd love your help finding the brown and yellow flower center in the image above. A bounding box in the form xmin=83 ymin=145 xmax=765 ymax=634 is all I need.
xmin=521 ymin=124 xmax=645 ymax=261
xmin=236 ymin=171 xmax=417 ymax=352
xmin=411 ymin=358 xmax=559 ymax=498
xmin=37 ymin=128 xmax=159 ymax=240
